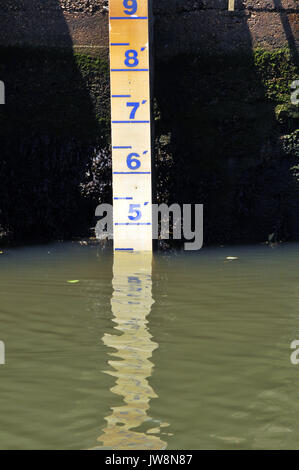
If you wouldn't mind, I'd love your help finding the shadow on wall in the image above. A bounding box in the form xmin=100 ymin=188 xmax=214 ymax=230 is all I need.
xmin=154 ymin=0 xmax=299 ymax=244
xmin=0 ymin=0 xmax=111 ymax=241
xmin=273 ymin=0 xmax=298 ymax=66
xmin=0 ymin=0 xmax=298 ymax=245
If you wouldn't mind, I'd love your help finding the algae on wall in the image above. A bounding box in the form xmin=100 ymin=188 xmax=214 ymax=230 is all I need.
xmin=0 ymin=46 xmax=111 ymax=241
xmin=154 ymin=48 xmax=299 ymax=243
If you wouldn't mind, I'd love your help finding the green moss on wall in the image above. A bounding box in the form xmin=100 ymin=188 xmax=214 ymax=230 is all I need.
xmin=154 ymin=48 xmax=299 ymax=243
xmin=254 ymin=48 xmax=299 ymax=103
xmin=0 ymin=46 xmax=110 ymax=140
xmin=0 ymin=46 xmax=112 ymax=241
xmin=155 ymin=48 xmax=298 ymax=173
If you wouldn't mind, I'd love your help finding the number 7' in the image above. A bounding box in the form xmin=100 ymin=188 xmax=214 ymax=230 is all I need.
xmin=126 ymin=102 xmax=140 ymax=119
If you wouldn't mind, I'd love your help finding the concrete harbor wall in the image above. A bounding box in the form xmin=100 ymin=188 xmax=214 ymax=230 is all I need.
xmin=0 ymin=1 xmax=297 ymax=56
xmin=0 ymin=1 xmax=298 ymax=244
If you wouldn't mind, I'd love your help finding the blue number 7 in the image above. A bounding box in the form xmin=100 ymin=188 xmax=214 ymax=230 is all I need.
xmin=126 ymin=102 xmax=140 ymax=119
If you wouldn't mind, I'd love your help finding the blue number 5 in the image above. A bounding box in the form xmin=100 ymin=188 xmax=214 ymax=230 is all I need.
xmin=128 ymin=204 xmax=141 ymax=221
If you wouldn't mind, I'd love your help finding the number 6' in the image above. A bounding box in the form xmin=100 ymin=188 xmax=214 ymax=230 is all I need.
xmin=127 ymin=153 xmax=141 ymax=170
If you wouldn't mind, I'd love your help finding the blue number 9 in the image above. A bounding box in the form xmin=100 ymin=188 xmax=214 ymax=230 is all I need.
xmin=123 ymin=0 xmax=137 ymax=15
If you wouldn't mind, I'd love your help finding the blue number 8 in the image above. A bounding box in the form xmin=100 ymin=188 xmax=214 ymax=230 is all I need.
xmin=123 ymin=0 xmax=137 ymax=15
xmin=124 ymin=50 xmax=139 ymax=68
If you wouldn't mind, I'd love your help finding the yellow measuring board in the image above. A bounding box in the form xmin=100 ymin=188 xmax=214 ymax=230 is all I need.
xmin=109 ymin=0 xmax=153 ymax=252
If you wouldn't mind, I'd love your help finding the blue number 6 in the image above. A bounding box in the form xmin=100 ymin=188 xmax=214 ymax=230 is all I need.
xmin=127 ymin=153 xmax=141 ymax=170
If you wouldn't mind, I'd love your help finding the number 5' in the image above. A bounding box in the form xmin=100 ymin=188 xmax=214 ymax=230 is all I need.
xmin=128 ymin=204 xmax=141 ymax=221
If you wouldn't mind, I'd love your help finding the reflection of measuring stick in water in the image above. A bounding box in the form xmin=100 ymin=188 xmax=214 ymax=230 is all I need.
xmin=0 ymin=341 xmax=5 ymax=365
xmin=228 ymin=0 xmax=235 ymax=11
xmin=109 ymin=0 xmax=153 ymax=252
xmin=0 ymin=81 xmax=5 ymax=104
xmin=95 ymin=253 xmax=168 ymax=450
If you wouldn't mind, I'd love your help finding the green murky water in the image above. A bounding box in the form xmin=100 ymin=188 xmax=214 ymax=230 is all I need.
xmin=1 ymin=241 xmax=299 ymax=449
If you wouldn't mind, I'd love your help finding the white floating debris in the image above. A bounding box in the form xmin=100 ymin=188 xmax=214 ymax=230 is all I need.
xmin=226 ymin=256 xmax=239 ymax=260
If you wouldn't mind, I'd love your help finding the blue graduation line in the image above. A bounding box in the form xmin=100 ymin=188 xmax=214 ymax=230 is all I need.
xmin=112 ymin=121 xmax=150 ymax=123
xmin=113 ymin=146 xmax=132 ymax=149
xmin=111 ymin=69 xmax=149 ymax=72
xmin=113 ymin=172 xmax=151 ymax=174
xmin=115 ymin=223 xmax=152 ymax=225
xmin=110 ymin=43 xmax=130 ymax=46
xmin=112 ymin=95 xmax=131 ymax=98
xmin=110 ymin=17 xmax=148 ymax=19
xmin=114 ymin=197 xmax=133 ymax=200
xmin=115 ymin=248 xmax=134 ymax=251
